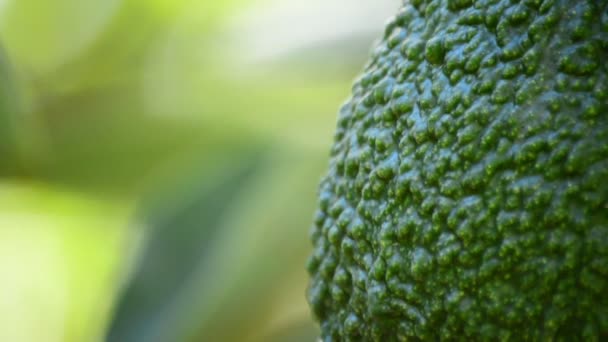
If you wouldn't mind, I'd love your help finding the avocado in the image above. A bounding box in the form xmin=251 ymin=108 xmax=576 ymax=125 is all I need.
xmin=307 ymin=0 xmax=608 ymax=340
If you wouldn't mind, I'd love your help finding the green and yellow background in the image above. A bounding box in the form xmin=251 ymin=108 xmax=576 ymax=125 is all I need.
xmin=0 ymin=0 xmax=397 ymax=341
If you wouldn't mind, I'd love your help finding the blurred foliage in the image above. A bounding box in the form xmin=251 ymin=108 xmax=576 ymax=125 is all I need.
xmin=108 ymin=147 xmax=327 ymax=341
xmin=0 ymin=183 xmax=136 ymax=342
xmin=0 ymin=0 xmax=396 ymax=341
xmin=0 ymin=47 xmax=19 ymax=174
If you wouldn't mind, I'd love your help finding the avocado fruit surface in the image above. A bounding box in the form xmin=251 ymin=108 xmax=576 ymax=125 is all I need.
xmin=307 ymin=0 xmax=608 ymax=340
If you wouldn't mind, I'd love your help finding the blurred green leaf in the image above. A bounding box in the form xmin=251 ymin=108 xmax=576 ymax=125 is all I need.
xmin=106 ymin=147 xmax=269 ymax=341
xmin=0 ymin=44 xmax=50 ymax=178
xmin=178 ymin=147 xmax=324 ymax=342
xmin=0 ymin=46 xmax=19 ymax=174
xmin=28 ymin=82 xmax=264 ymax=195
xmin=106 ymin=146 xmax=326 ymax=341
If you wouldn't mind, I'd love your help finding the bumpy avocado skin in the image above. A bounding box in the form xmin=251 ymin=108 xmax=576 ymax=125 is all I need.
xmin=307 ymin=0 xmax=608 ymax=340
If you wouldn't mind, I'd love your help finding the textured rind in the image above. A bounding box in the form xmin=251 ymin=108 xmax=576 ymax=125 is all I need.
xmin=307 ymin=0 xmax=608 ymax=340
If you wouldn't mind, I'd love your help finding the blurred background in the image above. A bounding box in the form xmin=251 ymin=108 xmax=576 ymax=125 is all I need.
xmin=0 ymin=0 xmax=397 ymax=341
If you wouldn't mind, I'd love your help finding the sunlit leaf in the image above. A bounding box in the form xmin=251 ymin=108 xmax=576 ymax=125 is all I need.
xmin=0 ymin=183 xmax=137 ymax=342
xmin=0 ymin=0 xmax=121 ymax=74
xmin=18 ymin=0 xmax=254 ymax=94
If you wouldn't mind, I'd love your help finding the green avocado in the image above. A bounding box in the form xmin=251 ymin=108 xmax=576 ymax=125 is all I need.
xmin=307 ymin=0 xmax=608 ymax=340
